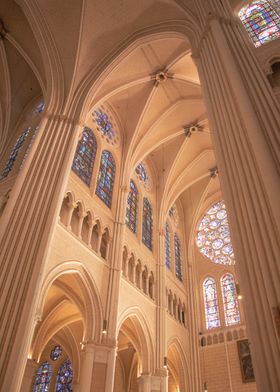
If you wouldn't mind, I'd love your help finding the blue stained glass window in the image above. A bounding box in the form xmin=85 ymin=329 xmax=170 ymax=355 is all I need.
xmin=126 ymin=180 xmax=138 ymax=233
xmin=95 ymin=150 xmax=116 ymax=208
xmin=165 ymin=223 xmax=171 ymax=269
xmin=72 ymin=127 xmax=97 ymax=186
xmin=203 ymin=277 xmax=220 ymax=329
xmin=239 ymin=1 xmax=280 ymax=47
xmin=0 ymin=127 xmax=30 ymax=180
xmin=50 ymin=345 xmax=62 ymax=361
xmin=55 ymin=359 xmax=73 ymax=392
xmin=33 ymin=361 xmax=52 ymax=392
xmin=142 ymin=197 xmax=153 ymax=250
xmin=174 ymin=233 xmax=182 ymax=281
xmin=221 ymin=273 xmax=241 ymax=326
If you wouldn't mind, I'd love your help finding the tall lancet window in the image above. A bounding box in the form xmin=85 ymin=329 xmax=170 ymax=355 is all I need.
xmin=32 ymin=361 xmax=52 ymax=392
xmin=221 ymin=273 xmax=241 ymax=326
xmin=203 ymin=277 xmax=220 ymax=329
xmin=126 ymin=179 xmax=138 ymax=233
xmin=165 ymin=223 xmax=171 ymax=269
xmin=142 ymin=197 xmax=153 ymax=250
xmin=95 ymin=150 xmax=115 ymax=208
xmin=72 ymin=127 xmax=97 ymax=186
xmin=239 ymin=1 xmax=280 ymax=47
xmin=55 ymin=359 xmax=73 ymax=391
xmin=0 ymin=127 xmax=31 ymax=180
xmin=174 ymin=233 xmax=182 ymax=281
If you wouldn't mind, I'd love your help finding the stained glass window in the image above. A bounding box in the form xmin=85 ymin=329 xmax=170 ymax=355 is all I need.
xmin=72 ymin=128 xmax=97 ymax=186
xmin=35 ymin=101 xmax=45 ymax=114
xmin=203 ymin=277 xmax=220 ymax=329
xmin=196 ymin=200 xmax=235 ymax=265
xmin=142 ymin=197 xmax=153 ymax=250
xmin=95 ymin=150 xmax=115 ymax=208
xmin=0 ymin=127 xmax=31 ymax=180
xmin=221 ymin=273 xmax=241 ymax=326
xmin=55 ymin=359 xmax=73 ymax=392
xmin=169 ymin=204 xmax=179 ymax=226
xmin=239 ymin=1 xmax=280 ymax=48
xmin=33 ymin=361 xmax=52 ymax=392
xmin=50 ymin=345 xmax=62 ymax=361
xmin=174 ymin=233 xmax=182 ymax=281
xmin=165 ymin=223 xmax=171 ymax=269
xmin=93 ymin=107 xmax=119 ymax=145
xmin=20 ymin=126 xmax=39 ymax=169
xmin=135 ymin=162 xmax=150 ymax=189
xmin=126 ymin=179 xmax=138 ymax=233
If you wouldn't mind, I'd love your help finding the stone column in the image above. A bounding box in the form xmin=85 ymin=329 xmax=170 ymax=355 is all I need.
xmin=138 ymin=373 xmax=151 ymax=392
xmin=155 ymin=230 xmax=168 ymax=392
xmin=90 ymin=343 xmax=117 ymax=392
xmin=101 ymin=183 xmax=129 ymax=391
xmin=0 ymin=113 xmax=82 ymax=391
xmin=187 ymin=261 xmax=201 ymax=392
xmin=193 ymin=4 xmax=280 ymax=390
xmin=79 ymin=343 xmax=95 ymax=392
xmin=20 ymin=359 xmax=38 ymax=392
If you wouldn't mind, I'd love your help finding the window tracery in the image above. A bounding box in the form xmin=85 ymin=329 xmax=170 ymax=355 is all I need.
xmin=126 ymin=180 xmax=138 ymax=233
xmin=55 ymin=359 xmax=73 ymax=392
xmin=196 ymin=201 xmax=235 ymax=265
xmin=239 ymin=0 xmax=280 ymax=47
xmin=0 ymin=127 xmax=31 ymax=180
xmin=203 ymin=277 xmax=220 ymax=329
xmin=93 ymin=107 xmax=119 ymax=146
xmin=174 ymin=233 xmax=182 ymax=281
xmin=50 ymin=345 xmax=62 ymax=361
xmin=142 ymin=197 xmax=153 ymax=250
xmin=95 ymin=150 xmax=116 ymax=208
xmin=71 ymin=127 xmax=97 ymax=186
xmin=221 ymin=273 xmax=241 ymax=326
xmin=33 ymin=361 xmax=52 ymax=392
xmin=135 ymin=161 xmax=151 ymax=190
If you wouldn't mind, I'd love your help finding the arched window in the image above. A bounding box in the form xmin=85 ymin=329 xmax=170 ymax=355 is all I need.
xmin=95 ymin=150 xmax=115 ymax=208
xmin=0 ymin=127 xmax=31 ymax=180
xmin=33 ymin=361 xmax=52 ymax=392
xmin=239 ymin=1 xmax=280 ymax=47
xmin=125 ymin=180 xmax=138 ymax=233
xmin=165 ymin=223 xmax=171 ymax=269
xmin=174 ymin=233 xmax=182 ymax=281
xmin=142 ymin=197 xmax=153 ymax=250
xmin=55 ymin=359 xmax=73 ymax=391
xmin=221 ymin=273 xmax=241 ymax=326
xmin=72 ymin=127 xmax=97 ymax=186
xmin=203 ymin=277 xmax=220 ymax=329
xmin=196 ymin=200 xmax=235 ymax=265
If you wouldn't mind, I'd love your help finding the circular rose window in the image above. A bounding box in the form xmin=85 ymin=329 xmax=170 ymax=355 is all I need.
xmin=196 ymin=201 xmax=235 ymax=265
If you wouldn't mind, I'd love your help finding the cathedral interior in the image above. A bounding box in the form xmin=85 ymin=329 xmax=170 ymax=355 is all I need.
xmin=0 ymin=0 xmax=279 ymax=391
